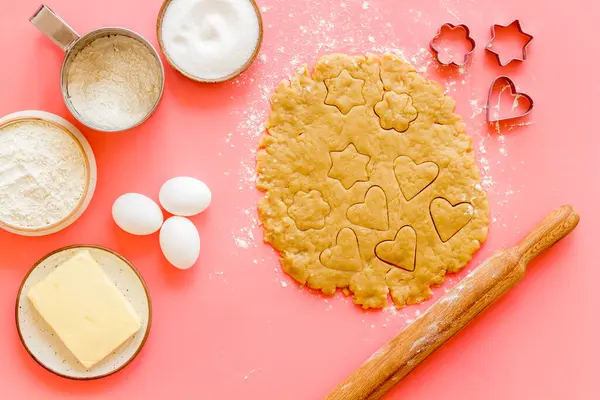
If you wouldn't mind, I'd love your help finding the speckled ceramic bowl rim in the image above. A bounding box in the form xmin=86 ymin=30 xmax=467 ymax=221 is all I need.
xmin=0 ymin=117 xmax=93 ymax=235
xmin=156 ymin=0 xmax=264 ymax=83
xmin=15 ymin=245 xmax=152 ymax=380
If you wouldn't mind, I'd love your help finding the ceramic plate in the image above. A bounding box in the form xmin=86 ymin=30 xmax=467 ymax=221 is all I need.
xmin=16 ymin=245 xmax=151 ymax=379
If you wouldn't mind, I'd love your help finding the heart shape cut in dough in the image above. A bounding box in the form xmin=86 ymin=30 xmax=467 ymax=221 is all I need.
xmin=347 ymin=186 xmax=388 ymax=230
xmin=430 ymin=198 xmax=474 ymax=242
xmin=375 ymin=226 xmax=417 ymax=271
xmin=486 ymin=76 xmax=533 ymax=122
xmin=320 ymin=228 xmax=362 ymax=272
xmin=394 ymin=156 xmax=439 ymax=201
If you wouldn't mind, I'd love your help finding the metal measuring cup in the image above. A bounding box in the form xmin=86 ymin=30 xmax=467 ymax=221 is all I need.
xmin=30 ymin=5 xmax=165 ymax=132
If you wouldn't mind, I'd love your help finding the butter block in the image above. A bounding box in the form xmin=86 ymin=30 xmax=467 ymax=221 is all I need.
xmin=28 ymin=250 xmax=142 ymax=369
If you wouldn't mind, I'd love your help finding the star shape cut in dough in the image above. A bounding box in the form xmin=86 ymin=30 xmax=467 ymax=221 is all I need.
xmin=324 ymin=70 xmax=366 ymax=114
xmin=328 ymin=144 xmax=370 ymax=189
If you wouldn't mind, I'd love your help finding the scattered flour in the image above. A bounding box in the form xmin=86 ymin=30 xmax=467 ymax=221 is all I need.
xmin=233 ymin=226 xmax=255 ymax=249
xmin=225 ymin=0 xmax=522 ymax=315
xmin=243 ymin=368 xmax=262 ymax=380
xmin=439 ymin=289 xmax=461 ymax=305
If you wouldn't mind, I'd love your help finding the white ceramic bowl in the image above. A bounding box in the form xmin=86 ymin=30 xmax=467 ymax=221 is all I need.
xmin=156 ymin=0 xmax=264 ymax=83
xmin=0 ymin=110 xmax=97 ymax=236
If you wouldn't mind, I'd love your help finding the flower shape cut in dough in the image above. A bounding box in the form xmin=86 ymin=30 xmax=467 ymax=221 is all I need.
xmin=288 ymin=190 xmax=331 ymax=231
xmin=375 ymin=91 xmax=418 ymax=132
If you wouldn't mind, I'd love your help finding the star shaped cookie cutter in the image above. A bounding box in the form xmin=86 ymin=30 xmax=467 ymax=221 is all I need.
xmin=486 ymin=20 xmax=534 ymax=66
xmin=430 ymin=23 xmax=476 ymax=67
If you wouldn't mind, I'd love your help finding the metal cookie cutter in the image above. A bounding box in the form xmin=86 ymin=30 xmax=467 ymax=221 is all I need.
xmin=30 ymin=4 xmax=165 ymax=132
xmin=486 ymin=76 xmax=533 ymax=123
xmin=430 ymin=23 xmax=476 ymax=67
xmin=486 ymin=20 xmax=534 ymax=66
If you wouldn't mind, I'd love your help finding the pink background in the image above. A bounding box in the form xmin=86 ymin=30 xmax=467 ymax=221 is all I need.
xmin=0 ymin=0 xmax=597 ymax=398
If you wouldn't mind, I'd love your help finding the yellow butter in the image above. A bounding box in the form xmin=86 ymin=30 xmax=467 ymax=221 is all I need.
xmin=28 ymin=250 xmax=142 ymax=369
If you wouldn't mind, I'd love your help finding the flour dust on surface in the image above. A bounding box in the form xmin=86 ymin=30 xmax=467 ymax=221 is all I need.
xmin=225 ymin=0 xmax=527 ymax=320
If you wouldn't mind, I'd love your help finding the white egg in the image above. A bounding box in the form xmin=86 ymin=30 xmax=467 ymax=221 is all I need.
xmin=159 ymin=216 xmax=200 ymax=269
xmin=159 ymin=177 xmax=212 ymax=217
xmin=112 ymin=193 xmax=163 ymax=235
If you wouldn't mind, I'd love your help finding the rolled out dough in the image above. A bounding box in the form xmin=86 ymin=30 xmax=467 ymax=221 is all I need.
xmin=257 ymin=53 xmax=489 ymax=309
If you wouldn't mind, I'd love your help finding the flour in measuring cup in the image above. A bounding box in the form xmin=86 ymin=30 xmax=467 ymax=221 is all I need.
xmin=66 ymin=35 xmax=162 ymax=131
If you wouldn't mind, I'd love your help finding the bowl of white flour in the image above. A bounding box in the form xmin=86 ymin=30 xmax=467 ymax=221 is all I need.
xmin=31 ymin=6 xmax=164 ymax=132
xmin=0 ymin=111 xmax=97 ymax=236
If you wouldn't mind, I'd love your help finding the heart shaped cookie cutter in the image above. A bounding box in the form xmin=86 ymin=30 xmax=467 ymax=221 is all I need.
xmin=486 ymin=76 xmax=533 ymax=123
xmin=430 ymin=23 xmax=476 ymax=67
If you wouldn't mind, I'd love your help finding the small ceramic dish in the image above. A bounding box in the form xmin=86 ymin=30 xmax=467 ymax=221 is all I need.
xmin=16 ymin=245 xmax=152 ymax=380
xmin=156 ymin=0 xmax=263 ymax=83
xmin=0 ymin=111 xmax=97 ymax=237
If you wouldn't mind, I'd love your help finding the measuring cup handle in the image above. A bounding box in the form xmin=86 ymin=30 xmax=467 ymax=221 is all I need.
xmin=30 ymin=5 xmax=79 ymax=52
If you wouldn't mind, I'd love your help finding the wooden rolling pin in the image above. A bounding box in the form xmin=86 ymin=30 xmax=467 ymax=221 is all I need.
xmin=326 ymin=205 xmax=579 ymax=400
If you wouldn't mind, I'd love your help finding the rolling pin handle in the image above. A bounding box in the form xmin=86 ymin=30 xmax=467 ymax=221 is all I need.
xmin=516 ymin=205 xmax=579 ymax=266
